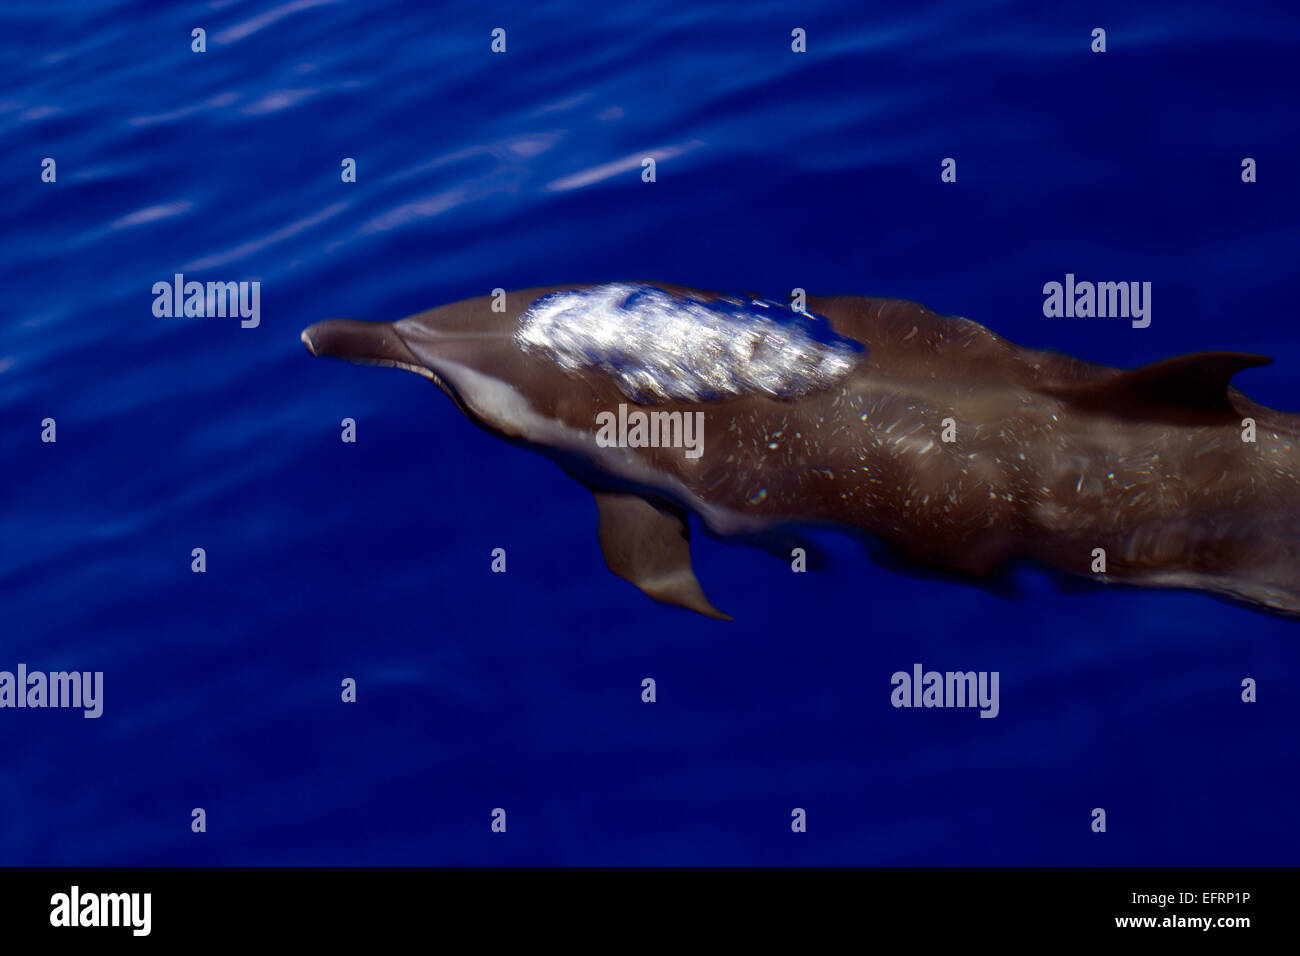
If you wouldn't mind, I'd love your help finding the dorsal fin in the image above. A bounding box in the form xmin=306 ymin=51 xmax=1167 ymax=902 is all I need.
xmin=1046 ymin=351 xmax=1272 ymax=424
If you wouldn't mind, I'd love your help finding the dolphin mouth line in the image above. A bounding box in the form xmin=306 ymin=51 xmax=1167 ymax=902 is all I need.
xmin=301 ymin=323 xmax=465 ymax=408
xmin=362 ymin=357 xmax=441 ymax=382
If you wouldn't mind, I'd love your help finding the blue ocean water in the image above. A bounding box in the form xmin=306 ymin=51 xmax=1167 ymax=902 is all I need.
xmin=1 ymin=0 xmax=1297 ymax=865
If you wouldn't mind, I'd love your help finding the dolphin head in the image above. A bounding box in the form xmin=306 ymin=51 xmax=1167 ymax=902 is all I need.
xmin=300 ymin=315 xmax=477 ymax=425
xmin=302 ymin=288 xmax=602 ymax=444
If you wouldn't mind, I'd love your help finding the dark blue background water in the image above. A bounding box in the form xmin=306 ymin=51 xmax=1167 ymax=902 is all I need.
xmin=2 ymin=0 xmax=1297 ymax=864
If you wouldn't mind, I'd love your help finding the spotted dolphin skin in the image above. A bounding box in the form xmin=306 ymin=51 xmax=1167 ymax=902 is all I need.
xmin=302 ymin=282 xmax=1298 ymax=620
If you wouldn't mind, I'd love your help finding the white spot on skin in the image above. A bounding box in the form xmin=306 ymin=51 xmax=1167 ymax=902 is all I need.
xmin=516 ymin=283 xmax=862 ymax=403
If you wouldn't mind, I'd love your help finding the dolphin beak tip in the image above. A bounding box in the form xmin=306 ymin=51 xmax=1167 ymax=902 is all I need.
xmin=301 ymin=327 xmax=318 ymax=356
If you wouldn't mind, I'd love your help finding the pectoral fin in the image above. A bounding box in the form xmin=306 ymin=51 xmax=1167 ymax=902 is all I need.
xmin=593 ymin=491 xmax=731 ymax=620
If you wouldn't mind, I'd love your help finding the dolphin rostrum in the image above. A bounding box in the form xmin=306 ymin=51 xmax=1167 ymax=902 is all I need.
xmin=302 ymin=282 xmax=1298 ymax=620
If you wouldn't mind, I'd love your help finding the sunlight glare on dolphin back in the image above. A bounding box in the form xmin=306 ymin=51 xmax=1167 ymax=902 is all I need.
xmin=514 ymin=282 xmax=864 ymax=403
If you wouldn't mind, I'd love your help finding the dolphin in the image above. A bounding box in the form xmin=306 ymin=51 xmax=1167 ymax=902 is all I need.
xmin=301 ymin=281 xmax=1299 ymax=620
